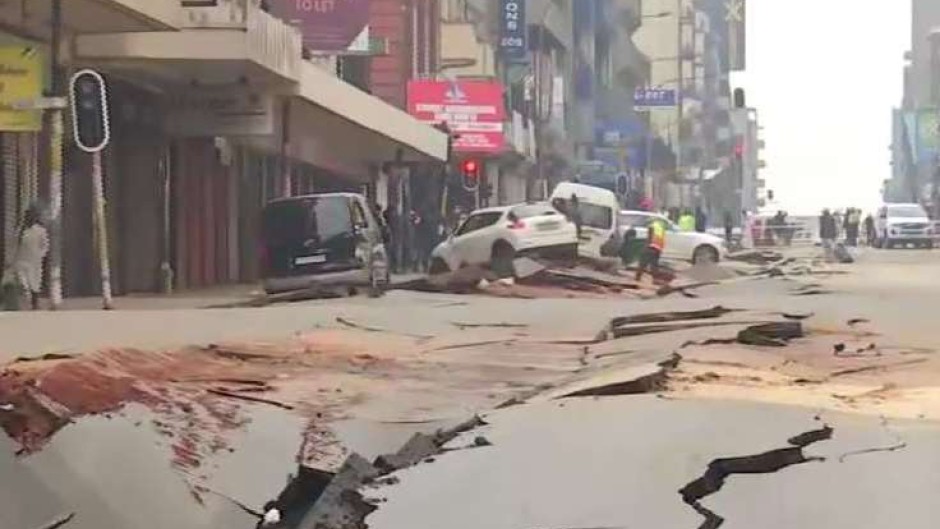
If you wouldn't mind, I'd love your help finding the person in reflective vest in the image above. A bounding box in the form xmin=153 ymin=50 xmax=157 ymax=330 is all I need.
xmin=636 ymin=218 xmax=666 ymax=282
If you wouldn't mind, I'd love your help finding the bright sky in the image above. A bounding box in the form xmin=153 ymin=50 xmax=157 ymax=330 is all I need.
xmin=733 ymin=0 xmax=911 ymax=215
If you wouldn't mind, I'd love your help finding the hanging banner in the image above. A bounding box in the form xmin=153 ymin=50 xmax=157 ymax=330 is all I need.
xmin=499 ymin=0 xmax=527 ymax=62
xmin=267 ymin=0 xmax=370 ymax=54
xmin=0 ymin=47 xmax=43 ymax=132
xmin=407 ymin=80 xmax=507 ymax=153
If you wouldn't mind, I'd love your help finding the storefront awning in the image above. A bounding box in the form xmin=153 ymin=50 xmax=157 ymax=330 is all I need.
xmin=291 ymin=61 xmax=448 ymax=165
xmin=1 ymin=0 xmax=180 ymax=37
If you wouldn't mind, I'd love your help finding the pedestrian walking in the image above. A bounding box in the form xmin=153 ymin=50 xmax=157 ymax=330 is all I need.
xmin=820 ymin=208 xmax=838 ymax=262
xmin=568 ymin=194 xmax=583 ymax=239
xmin=695 ymin=207 xmax=707 ymax=233
xmin=846 ymin=208 xmax=861 ymax=247
xmin=864 ymin=213 xmax=876 ymax=246
xmin=723 ymin=210 xmax=734 ymax=245
xmin=636 ymin=217 xmax=666 ymax=283
xmin=9 ymin=207 xmax=48 ymax=310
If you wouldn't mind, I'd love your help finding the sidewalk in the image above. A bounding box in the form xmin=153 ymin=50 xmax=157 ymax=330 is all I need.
xmin=18 ymin=274 xmax=426 ymax=312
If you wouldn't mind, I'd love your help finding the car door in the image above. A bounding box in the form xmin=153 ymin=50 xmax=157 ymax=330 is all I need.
xmin=661 ymin=218 xmax=692 ymax=260
xmin=449 ymin=212 xmax=504 ymax=267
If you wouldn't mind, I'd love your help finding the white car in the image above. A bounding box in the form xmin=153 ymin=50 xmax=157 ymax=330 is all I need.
xmin=874 ymin=203 xmax=934 ymax=249
xmin=430 ymin=202 xmax=579 ymax=276
xmin=618 ymin=210 xmax=727 ymax=264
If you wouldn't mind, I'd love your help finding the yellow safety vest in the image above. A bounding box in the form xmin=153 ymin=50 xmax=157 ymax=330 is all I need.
xmin=649 ymin=221 xmax=666 ymax=251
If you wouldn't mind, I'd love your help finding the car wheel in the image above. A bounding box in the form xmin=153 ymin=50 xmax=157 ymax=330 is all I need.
xmin=429 ymin=257 xmax=450 ymax=275
xmin=491 ymin=241 xmax=516 ymax=278
xmin=692 ymin=245 xmax=719 ymax=265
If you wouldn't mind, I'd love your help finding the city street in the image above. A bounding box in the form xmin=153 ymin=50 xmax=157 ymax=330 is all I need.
xmin=3 ymin=246 xmax=940 ymax=528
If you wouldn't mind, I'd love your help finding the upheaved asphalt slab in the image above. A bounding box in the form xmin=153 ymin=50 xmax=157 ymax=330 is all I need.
xmin=0 ymin=404 xmax=305 ymax=529
xmin=365 ymin=396 xmax=940 ymax=529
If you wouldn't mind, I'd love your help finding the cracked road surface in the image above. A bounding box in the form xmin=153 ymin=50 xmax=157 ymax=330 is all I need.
xmin=3 ymin=248 xmax=940 ymax=528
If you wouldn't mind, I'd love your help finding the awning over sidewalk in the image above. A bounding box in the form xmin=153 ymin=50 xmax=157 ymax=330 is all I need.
xmin=290 ymin=62 xmax=448 ymax=165
xmin=1 ymin=0 xmax=181 ymax=36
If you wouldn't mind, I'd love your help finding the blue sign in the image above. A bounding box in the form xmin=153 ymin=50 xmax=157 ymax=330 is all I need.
xmin=634 ymin=88 xmax=678 ymax=109
xmin=499 ymin=0 xmax=527 ymax=62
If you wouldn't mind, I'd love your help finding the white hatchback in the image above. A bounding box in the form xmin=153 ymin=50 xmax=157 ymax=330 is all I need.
xmin=430 ymin=203 xmax=578 ymax=276
xmin=619 ymin=210 xmax=727 ymax=264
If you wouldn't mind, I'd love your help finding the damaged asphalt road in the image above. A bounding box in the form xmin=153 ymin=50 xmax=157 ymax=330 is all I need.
xmin=4 ymin=249 xmax=940 ymax=528
xmin=363 ymin=397 xmax=940 ymax=529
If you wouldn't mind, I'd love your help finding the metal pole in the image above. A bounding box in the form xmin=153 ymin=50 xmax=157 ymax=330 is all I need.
xmin=675 ymin=0 xmax=683 ymax=191
xmin=47 ymin=0 xmax=64 ymax=309
xmin=533 ymin=27 xmax=542 ymax=202
xmin=91 ymin=151 xmax=113 ymax=309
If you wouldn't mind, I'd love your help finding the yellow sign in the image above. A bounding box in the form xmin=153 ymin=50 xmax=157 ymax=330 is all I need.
xmin=0 ymin=46 xmax=43 ymax=132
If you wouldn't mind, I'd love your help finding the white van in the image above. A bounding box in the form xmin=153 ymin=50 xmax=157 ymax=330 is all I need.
xmin=549 ymin=182 xmax=621 ymax=259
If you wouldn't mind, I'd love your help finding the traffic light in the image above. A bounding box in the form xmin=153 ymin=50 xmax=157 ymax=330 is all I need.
xmin=69 ymin=69 xmax=110 ymax=153
xmin=461 ymin=159 xmax=480 ymax=191
xmin=733 ymin=88 xmax=746 ymax=109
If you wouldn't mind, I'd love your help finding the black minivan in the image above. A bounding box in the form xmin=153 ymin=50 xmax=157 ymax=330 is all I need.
xmin=261 ymin=193 xmax=390 ymax=296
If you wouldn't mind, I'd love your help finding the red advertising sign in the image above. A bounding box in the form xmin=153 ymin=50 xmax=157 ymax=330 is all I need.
xmin=407 ymin=80 xmax=507 ymax=153
xmin=267 ymin=0 xmax=370 ymax=52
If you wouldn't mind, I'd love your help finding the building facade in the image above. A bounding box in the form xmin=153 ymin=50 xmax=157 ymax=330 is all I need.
xmin=1 ymin=0 xmax=448 ymax=301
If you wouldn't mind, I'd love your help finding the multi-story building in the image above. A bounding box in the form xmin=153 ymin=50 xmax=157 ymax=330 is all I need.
xmin=0 ymin=0 xmax=448 ymax=301
xmin=888 ymin=0 xmax=940 ymax=210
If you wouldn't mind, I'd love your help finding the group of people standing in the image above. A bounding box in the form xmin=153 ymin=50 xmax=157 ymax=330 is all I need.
xmin=819 ymin=208 xmax=875 ymax=248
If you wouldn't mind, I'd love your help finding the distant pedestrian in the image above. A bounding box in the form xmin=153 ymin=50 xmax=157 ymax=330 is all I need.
xmin=845 ymin=208 xmax=861 ymax=247
xmin=864 ymin=214 xmax=876 ymax=246
xmin=723 ymin=210 xmax=734 ymax=244
xmin=820 ymin=209 xmax=838 ymax=262
xmin=12 ymin=206 xmax=48 ymax=310
xmin=695 ymin=207 xmax=707 ymax=233
xmin=636 ymin=217 xmax=666 ymax=283
xmin=678 ymin=209 xmax=696 ymax=232
xmin=568 ymin=194 xmax=583 ymax=239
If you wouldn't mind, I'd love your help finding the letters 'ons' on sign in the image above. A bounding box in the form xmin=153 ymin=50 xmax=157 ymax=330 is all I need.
xmin=499 ymin=0 xmax=527 ymax=60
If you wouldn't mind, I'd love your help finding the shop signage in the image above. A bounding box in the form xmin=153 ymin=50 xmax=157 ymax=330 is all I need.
xmin=498 ymin=0 xmax=527 ymax=62
xmin=166 ymin=90 xmax=276 ymax=137
xmin=267 ymin=0 xmax=370 ymax=54
xmin=634 ymin=88 xmax=677 ymax=110
xmin=407 ymin=80 xmax=507 ymax=154
xmin=0 ymin=46 xmax=43 ymax=132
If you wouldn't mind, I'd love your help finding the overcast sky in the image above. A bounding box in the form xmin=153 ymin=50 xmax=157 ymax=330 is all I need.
xmin=733 ymin=0 xmax=911 ymax=215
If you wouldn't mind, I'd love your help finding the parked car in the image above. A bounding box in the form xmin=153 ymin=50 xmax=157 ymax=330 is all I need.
xmin=430 ymin=202 xmax=578 ymax=276
xmin=619 ymin=210 xmax=727 ymax=264
xmin=549 ymin=182 xmax=621 ymax=259
xmin=874 ymin=203 xmax=934 ymax=249
xmin=260 ymin=193 xmax=390 ymax=295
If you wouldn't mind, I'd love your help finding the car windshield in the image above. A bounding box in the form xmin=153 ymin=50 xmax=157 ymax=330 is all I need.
xmin=887 ymin=206 xmax=927 ymax=218
xmin=510 ymin=203 xmax=559 ymax=219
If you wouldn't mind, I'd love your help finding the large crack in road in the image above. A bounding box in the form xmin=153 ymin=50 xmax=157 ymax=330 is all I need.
xmin=678 ymin=426 xmax=834 ymax=529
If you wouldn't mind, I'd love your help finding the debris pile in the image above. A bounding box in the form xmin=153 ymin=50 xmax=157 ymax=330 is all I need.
xmin=396 ymin=258 xmax=687 ymax=299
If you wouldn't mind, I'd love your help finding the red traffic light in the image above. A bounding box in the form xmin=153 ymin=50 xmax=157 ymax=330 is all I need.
xmin=462 ymin=159 xmax=479 ymax=174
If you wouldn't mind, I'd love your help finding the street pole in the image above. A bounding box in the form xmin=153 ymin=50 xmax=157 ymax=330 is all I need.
xmin=675 ymin=0 xmax=683 ymax=195
xmin=91 ymin=151 xmax=113 ymax=309
xmin=533 ymin=26 xmax=542 ymax=202
xmin=47 ymin=0 xmax=64 ymax=309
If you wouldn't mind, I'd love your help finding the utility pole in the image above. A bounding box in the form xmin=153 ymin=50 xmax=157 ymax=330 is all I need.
xmin=675 ymin=0 xmax=684 ymax=193
xmin=47 ymin=0 xmax=65 ymax=309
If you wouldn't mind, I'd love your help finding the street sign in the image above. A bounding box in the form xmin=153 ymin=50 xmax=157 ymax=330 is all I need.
xmin=498 ymin=0 xmax=527 ymax=62
xmin=0 ymin=46 xmax=43 ymax=131
xmin=11 ymin=96 xmax=67 ymax=110
xmin=634 ymin=88 xmax=677 ymax=110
